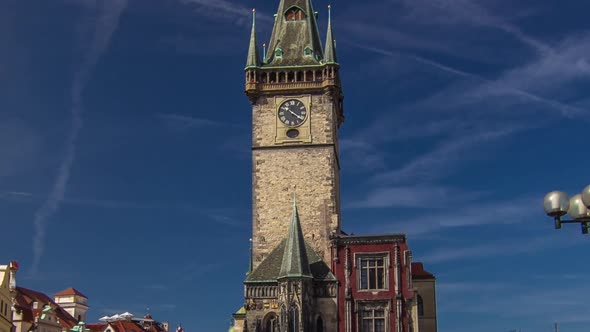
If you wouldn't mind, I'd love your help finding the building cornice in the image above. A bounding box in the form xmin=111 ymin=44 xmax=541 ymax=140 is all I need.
xmin=331 ymin=234 xmax=407 ymax=245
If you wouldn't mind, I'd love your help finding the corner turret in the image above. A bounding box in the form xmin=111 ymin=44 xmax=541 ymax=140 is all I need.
xmin=278 ymin=197 xmax=312 ymax=279
xmin=245 ymin=9 xmax=260 ymax=69
xmin=324 ymin=5 xmax=337 ymax=64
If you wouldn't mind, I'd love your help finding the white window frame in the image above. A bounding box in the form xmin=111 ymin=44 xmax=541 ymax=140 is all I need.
xmin=354 ymin=252 xmax=390 ymax=292
xmin=356 ymin=300 xmax=390 ymax=332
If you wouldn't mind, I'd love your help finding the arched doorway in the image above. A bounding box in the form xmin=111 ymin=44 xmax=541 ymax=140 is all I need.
xmin=263 ymin=312 xmax=278 ymax=332
xmin=316 ymin=316 xmax=323 ymax=332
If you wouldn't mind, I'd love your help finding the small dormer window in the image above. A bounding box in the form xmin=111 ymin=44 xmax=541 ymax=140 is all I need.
xmin=304 ymin=47 xmax=313 ymax=56
xmin=285 ymin=7 xmax=305 ymax=21
xmin=275 ymin=48 xmax=283 ymax=58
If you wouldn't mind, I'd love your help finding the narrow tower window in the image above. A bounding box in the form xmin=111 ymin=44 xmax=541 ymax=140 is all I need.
xmin=417 ymin=295 xmax=424 ymax=317
xmin=275 ymin=48 xmax=283 ymax=58
xmin=288 ymin=306 xmax=299 ymax=332
xmin=285 ymin=7 xmax=305 ymax=21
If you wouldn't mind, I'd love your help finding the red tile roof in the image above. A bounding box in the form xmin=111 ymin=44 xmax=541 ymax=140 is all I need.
xmin=87 ymin=323 xmax=108 ymax=332
xmin=54 ymin=287 xmax=87 ymax=298
xmin=411 ymin=262 xmax=435 ymax=280
xmin=109 ymin=320 xmax=145 ymax=332
xmin=14 ymin=287 xmax=78 ymax=329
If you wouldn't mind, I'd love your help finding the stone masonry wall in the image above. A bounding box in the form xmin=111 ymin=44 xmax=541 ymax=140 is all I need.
xmin=252 ymin=94 xmax=338 ymax=148
xmin=252 ymin=93 xmax=342 ymax=266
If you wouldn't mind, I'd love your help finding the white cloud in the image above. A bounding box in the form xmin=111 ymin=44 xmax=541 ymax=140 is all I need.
xmin=31 ymin=0 xmax=128 ymax=275
xmin=372 ymin=125 xmax=523 ymax=185
xmin=439 ymin=280 xmax=590 ymax=323
xmin=367 ymin=196 xmax=538 ymax=237
xmin=396 ymin=0 xmax=551 ymax=53
xmin=178 ymin=0 xmax=273 ymax=26
xmin=156 ymin=113 xmax=234 ymax=132
xmin=341 ymin=32 xmax=590 ymax=181
xmin=420 ymin=232 xmax=585 ymax=263
xmin=348 ymin=185 xmax=484 ymax=209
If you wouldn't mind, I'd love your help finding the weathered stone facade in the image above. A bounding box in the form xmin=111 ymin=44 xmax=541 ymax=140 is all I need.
xmin=249 ymin=54 xmax=342 ymax=268
xmin=232 ymin=1 xmax=439 ymax=331
xmin=252 ymin=132 xmax=341 ymax=265
xmin=242 ymin=203 xmax=338 ymax=332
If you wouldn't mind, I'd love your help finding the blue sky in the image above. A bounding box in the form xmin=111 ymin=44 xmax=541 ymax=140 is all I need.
xmin=1 ymin=0 xmax=590 ymax=331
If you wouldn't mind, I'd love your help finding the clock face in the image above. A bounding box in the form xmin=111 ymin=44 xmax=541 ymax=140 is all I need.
xmin=278 ymin=99 xmax=307 ymax=127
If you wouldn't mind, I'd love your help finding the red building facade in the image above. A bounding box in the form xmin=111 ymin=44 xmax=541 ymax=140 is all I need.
xmin=331 ymin=234 xmax=417 ymax=332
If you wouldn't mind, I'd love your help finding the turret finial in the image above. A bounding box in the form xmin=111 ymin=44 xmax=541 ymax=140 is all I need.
xmin=324 ymin=4 xmax=338 ymax=64
xmin=246 ymin=7 xmax=261 ymax=68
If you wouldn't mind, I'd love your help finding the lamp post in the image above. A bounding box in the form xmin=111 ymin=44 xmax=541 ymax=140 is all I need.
xmin=543 ymin=184 xmax=590 ymax=234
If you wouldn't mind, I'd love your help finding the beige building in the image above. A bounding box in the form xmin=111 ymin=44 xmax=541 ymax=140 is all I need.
xmin=412 ymin=263 xmax=437 ymax=332
xmin=53 ymin=288 xmax=88 ymax=323
xmin=0 ymin=262 xmax=17 ymax=332
xmin=12 ymin=287 xmax=79 ymax=332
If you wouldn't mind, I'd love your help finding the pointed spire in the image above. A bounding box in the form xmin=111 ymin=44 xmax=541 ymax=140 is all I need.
xmin=324 ymin=5 xmax=337 ymax=64
xmin=279 ymin=194 xmax=312 ymax=279
xmin=265 ymin=0 xmax=324 ymax=66
xmin=246 ymin=9 xmax=260 ymax=68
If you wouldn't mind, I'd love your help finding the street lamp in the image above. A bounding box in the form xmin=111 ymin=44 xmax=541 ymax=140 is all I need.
xmin=543 ymin=184 xmax=590 ymax=234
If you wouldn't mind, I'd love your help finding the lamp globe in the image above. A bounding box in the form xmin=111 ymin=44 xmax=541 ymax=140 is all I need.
xmin=568 ymin=194 xmax=590 ymax=220
xmin=543 ymin=191 xmax=569 ymax=217
xmin=581 ymin=184 xmax=590 ymax=209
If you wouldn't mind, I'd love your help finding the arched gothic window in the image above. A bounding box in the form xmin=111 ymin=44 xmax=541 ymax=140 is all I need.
xmin=417 ymin=295 xmax=424 ymax=317
xmin=288 ymin=306 xmax=299 ymax=332
xmin=285 ymin=7 xmax=305 ymax=21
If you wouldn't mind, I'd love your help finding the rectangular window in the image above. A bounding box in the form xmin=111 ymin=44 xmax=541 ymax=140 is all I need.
xmin=359 ymin=256 xmax=386 ymax=290
xmin=360 ymin=308 xmax=386 ymax=332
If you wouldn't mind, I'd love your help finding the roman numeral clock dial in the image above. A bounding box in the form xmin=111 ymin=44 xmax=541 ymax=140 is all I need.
xmin=278 ymin=99 xmax=307 ymax=127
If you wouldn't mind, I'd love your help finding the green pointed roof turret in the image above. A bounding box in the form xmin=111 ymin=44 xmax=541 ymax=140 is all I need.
xmin=278 ymin=195 xmax=312 ymax=279
xmin=246 ymin=9 xmax=261 ymax=68
xmin=265 ymin=0 xmax=324 ymax=66
xmin=324 ymin=5 xmax=337 ymax=64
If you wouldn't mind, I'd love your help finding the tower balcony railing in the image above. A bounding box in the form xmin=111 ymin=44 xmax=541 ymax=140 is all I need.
xmin=246 ymin=285 xmax=278 ymax=298
xmin=245 ymin=65 xmax=341 ymax=94
xmin=245 ymin=78 xmax=339 ymax=93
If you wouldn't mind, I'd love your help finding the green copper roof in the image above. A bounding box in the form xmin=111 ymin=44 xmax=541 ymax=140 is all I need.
xmin=245 ymin=239 xmax=335 ymax=282
xmin=245 ymin=197 xmax=335 ymax=283
xmin=246 ymin=9 xmax=261 ymax=68
xmin=279 ymin=198 xmax=312 ymax=279
xmin=265 ymin=0 xmax=324 ymax=66
xmin=323 ymin=5 xmax=337 ymax=64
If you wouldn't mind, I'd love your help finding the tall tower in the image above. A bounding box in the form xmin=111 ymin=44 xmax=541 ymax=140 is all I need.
xmin=53 ymin=288 xmax=88 ymax=322
xmin=246 ymin=0 xmax=343 ymax=267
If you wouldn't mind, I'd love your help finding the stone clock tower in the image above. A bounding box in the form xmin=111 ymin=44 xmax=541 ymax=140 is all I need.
xmin=245 ymin=0 xmax=343 ymax=268
xmin=233 ymin=2 xmax=438 ymax=331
